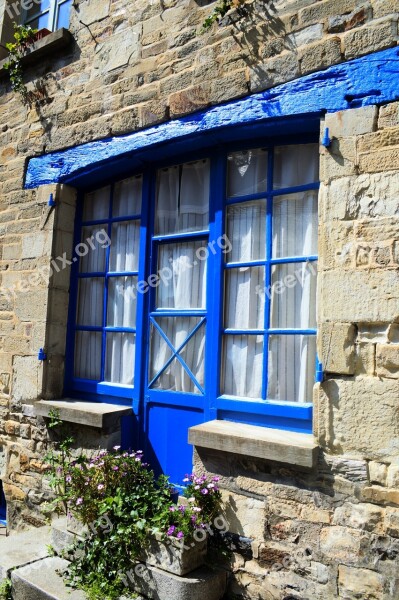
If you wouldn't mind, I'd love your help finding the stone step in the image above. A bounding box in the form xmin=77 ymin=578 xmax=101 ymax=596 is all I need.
xmin=0 ymin=526 xmax=51 ymax=580
xmin=12 ymin=555 xmax=144 ymax=600
xmin=11 ymin=556 xmax=86 ymax=600
xmin=50 ymin=517 xmax=81 ymax=558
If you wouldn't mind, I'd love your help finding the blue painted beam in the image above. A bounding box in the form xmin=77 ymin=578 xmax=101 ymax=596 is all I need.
xmin=25 ymin=47 xmax=399 ymax=189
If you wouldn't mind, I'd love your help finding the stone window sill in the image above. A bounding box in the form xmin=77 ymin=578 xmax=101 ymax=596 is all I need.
xmin=0 ymin=28 xmax=73 ymax=77
xmin=34 ymin=399 xmax=132 ymax=429
xmin=188 ymin=420 xmax=318 ymax=468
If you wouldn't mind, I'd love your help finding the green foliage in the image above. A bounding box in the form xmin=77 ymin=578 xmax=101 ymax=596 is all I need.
xmin=46 ymin=431 xmax=223 ymax=599
xmin=43 ymin=408 xmax=75 ymax=515
xmin=3 ymin=23 xmax=38 ymax=104
xmin=200 ymin=0 xmax=248 ymax=32
xmin=0 ymin=578 xmax=12 ymax=600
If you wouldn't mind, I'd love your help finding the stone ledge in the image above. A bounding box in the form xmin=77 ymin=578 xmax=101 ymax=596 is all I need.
xmin=34 ymin=399 xmax=132 ymax=429
xmin=188 ymin=420 xmax=318 ymax=468
xmin=0 ymin=28 xmax=73 ymax=77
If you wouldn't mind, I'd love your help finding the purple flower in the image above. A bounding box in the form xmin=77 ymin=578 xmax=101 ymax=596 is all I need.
xmin=112 ymin=466 xmax=119 ymax=471
xmin=176 ymin=531 xmax=184 ymax=540
xmin=212 ymin=476 xmax=220 ymax=482
xmin=98 ymin=484 xmax=104 ymax=490
xmin=167 ymin=526 xmax=176 ymax=536
xmin=201 ymin=488 xmax=209 ymax=495
xmin=191 ymin=515 xmax=197 ymax=523
xmin=169 ymin=506 xmax=176 ymax=512
xmin=113 ymin=445 xmax=121 ymax=451
xmin=76 ymin=498 xmax=83 ymax=506
xmin=178 ymin=505 xmax=186 ymax=513
xmin=66 ymin=475 xmax=72 ymax=483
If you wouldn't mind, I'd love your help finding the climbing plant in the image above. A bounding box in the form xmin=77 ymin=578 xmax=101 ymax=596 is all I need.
xmin=200 ymin=0 xmax=250 ymax=31
xmin=3 ymin=24 xmax=38 ymax=104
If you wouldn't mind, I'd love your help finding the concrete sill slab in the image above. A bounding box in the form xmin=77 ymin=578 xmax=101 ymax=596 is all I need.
xmin=35 ymin=399 xmax=132 ymax=429
xmin=188 ymin=420 xmax=318 ymax=468
xmin=0 ymin=28 xmax=73 ymax=76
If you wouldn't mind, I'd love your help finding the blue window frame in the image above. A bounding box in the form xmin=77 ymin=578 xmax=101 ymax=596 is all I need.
xmin=66 ymin=138 xmax=319 ymax=434
xmin=23 ymin=0 xmax=72 ymax=31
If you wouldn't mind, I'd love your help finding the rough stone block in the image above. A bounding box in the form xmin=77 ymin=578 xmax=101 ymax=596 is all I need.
xmin=355 ymin=342 xmax=375 ymax=375
xmin=11 ymin=356 xmax=41 ymax=403
xmin=371 ymin=0 xmax=399 ymax=19
xmin=378 ymin=102 xmax=399 ymax=129
xmin=338 ymin=565 xmax=384 ymax=599
xmin=320 ymin=137 xmax=357 ymax=181
xmin=328 ymin=6 xmax=370 ymax=33
xmin=169 ymin=84 xmax=210 ymax=117
xmin=387 ymin=463 xmax=399 ymax=488
xmin=319 ymin=269 xmax=399 ymax=322
xmin=299 ymin=37 xmax=342 ymax=74
xmin=21 ymin=232 xmax=52 ymax=260
xmin=357 ymin=323 xmax=389 ymax=343
xmin=359 ymin=146 xmax=399 ymax=173
xmin=358 ymin=126 xmax=399 ymax=153
xmin=384 ymin=507 xmax=399 ymax=538
xmin=317 ymin=378 xmax=399 ymax=459
xmin=343 ymin=20 xmax=396 ymax=60
xmin=221 ymin=490 xmax=265 ymax=541
xmin=333 ymin=503 xmax=384 ymax=533
xmin=249 ymin=52 xmax=299 ymax=92
xmin=319 ymin=220 xmax=355 ymax=269
xmin=77 ymin=0 xmax=110 ymax=25
xmin=94 ymin=25 xmax=141 ymax=73
xmin=368 ymin=461 xmax=388 ymax=485
xmin=376 ymin=344 xmax=399 ymax=378
xmin=325 ymin=105 xmax=377 ymax=138
xmin=320 ymin=526 xmax=362 ymax=564
xmin=319 ymin=322 xmax=356 ymax=375
xmin=288 ymin=23 xmax=324 ymax=47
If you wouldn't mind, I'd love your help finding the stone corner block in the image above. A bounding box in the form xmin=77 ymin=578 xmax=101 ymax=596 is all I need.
xmin=325 ymin=106 xmax=377 ymax=138
xmin=319 ymin=322 xmax=356 ymax=375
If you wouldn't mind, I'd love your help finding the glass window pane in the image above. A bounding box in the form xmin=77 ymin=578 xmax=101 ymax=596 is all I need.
xmin=155 ymin=159 xmax=210 ymax=235
xmin=225 ymin=267 xmax=265 ymax=329
xmin=109 ymin=221 xmax=140 ymax=272
xmin=113 ymin=176 xmax=142 ymax=217
xmin=83 ymin=186 xmax=110 ymax=222
xmin=273 ymin=144 xmax=318 ymax=189
xmin=26 ymin=0 xmax=50 ymax=20
xmin=74 ymin=331 xmax=102 ymax=380
xmin=272 ymin=191 xmax=318 ymax=258
xmin=268 ymin=335 xmax=316 ymax=402
xmin=150 ymin=317 xmax=205 ymax=394
xmin=222 ymin=335 xmax=263 ymax=398
xmin=105 ymin=333 xmax=135 ymax=385
xmin=226 ymin=200 xmax=266 ymax=263
xmin=56 ymin=0 xmax=72 ymax=29
xmin=80 ymin=226 xmax=108 ymax=273
xmin=227 ymin=148 xmax=267 ymax=198
xmin=270 ymin=262 xmax=317 ymax=329
xmin=107 ymin=276 xmax=137 ymax=328
xmin=76 ymin=278 xmax=104 ymax=326
xmin=156 ymin=241 xmax=207 ymax=310
xmin=26 ymin=12 xmax=50 ymax=29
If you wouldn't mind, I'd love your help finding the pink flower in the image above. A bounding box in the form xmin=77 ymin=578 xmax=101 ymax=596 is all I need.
xmin=66 ymin=475 xmax=72 ymax=483
xmin=176 ymin=531 xmax=184 ymax=540
xmin=167 ymin=526 xmax=176 ymax=536
xmin=201 ymin=488 xmax=209 ymax=495
xmin=169 ymin=506 xmax=176 ymax=512
xmin=112 ymin=466 xmax=119 ymax=471
xmin=76 ymin=498 xmax=83 ymax=506
xmin=98 ymin=484 xmax=104 ymax=490
xmin=113 ymin=445 xmax=121 ymax=451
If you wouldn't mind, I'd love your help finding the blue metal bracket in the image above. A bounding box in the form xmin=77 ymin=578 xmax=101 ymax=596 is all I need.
xmin=48 ymin=193 xmax=56 ymax=207
xmin=315 ymin=359 xmax=324 ymax=383
xmin=38 ymin=348 xmax=47 ymax=361
xmin=321 ymin=127 xmax=331 ymax=148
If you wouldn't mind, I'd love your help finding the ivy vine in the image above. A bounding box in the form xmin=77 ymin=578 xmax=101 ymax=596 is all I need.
xmin=4 ymin=24 xmax=38 ymax=104
xmin=200 ymin=0 xmax=249 ymax=32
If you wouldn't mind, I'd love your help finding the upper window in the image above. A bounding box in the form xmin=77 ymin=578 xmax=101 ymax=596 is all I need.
xmin=66 ymin=141 xmax=319 ymax=431
xmin=23 ymin=0 xmax=72 ymax=30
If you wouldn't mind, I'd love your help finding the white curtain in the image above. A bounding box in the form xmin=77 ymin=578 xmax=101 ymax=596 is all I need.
xmin=155 ymin=160 xmax=209 ymax=235
xmin=223 ymin=144 xmax=318 ymax=403
xmin=150 ymin=160 xmax=210 ymax=394
xmin=227 ymin=149 xmax=268 ymax=198
xmin=76 ymin=181 xmax=140 ymax=385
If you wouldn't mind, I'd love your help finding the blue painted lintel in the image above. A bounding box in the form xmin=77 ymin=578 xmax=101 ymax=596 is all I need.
xmin=25 ymin=47 xmax=399 ymax=189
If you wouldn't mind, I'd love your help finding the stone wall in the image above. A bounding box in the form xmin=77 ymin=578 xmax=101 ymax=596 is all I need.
xmin=0 ymin=0 xmax=397 ymax=596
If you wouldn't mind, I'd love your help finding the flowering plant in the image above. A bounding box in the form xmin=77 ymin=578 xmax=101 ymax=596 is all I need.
xmin=45 ymin=413 xmax=224 ymax=600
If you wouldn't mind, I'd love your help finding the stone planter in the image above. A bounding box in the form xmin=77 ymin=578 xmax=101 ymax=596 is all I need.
xmin=139 ymin=533 xmax=207 ymax=576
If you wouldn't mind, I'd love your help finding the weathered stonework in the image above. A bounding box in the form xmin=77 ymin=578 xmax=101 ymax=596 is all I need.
xmin=0 ymin=0 xmax=397 ymax=597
